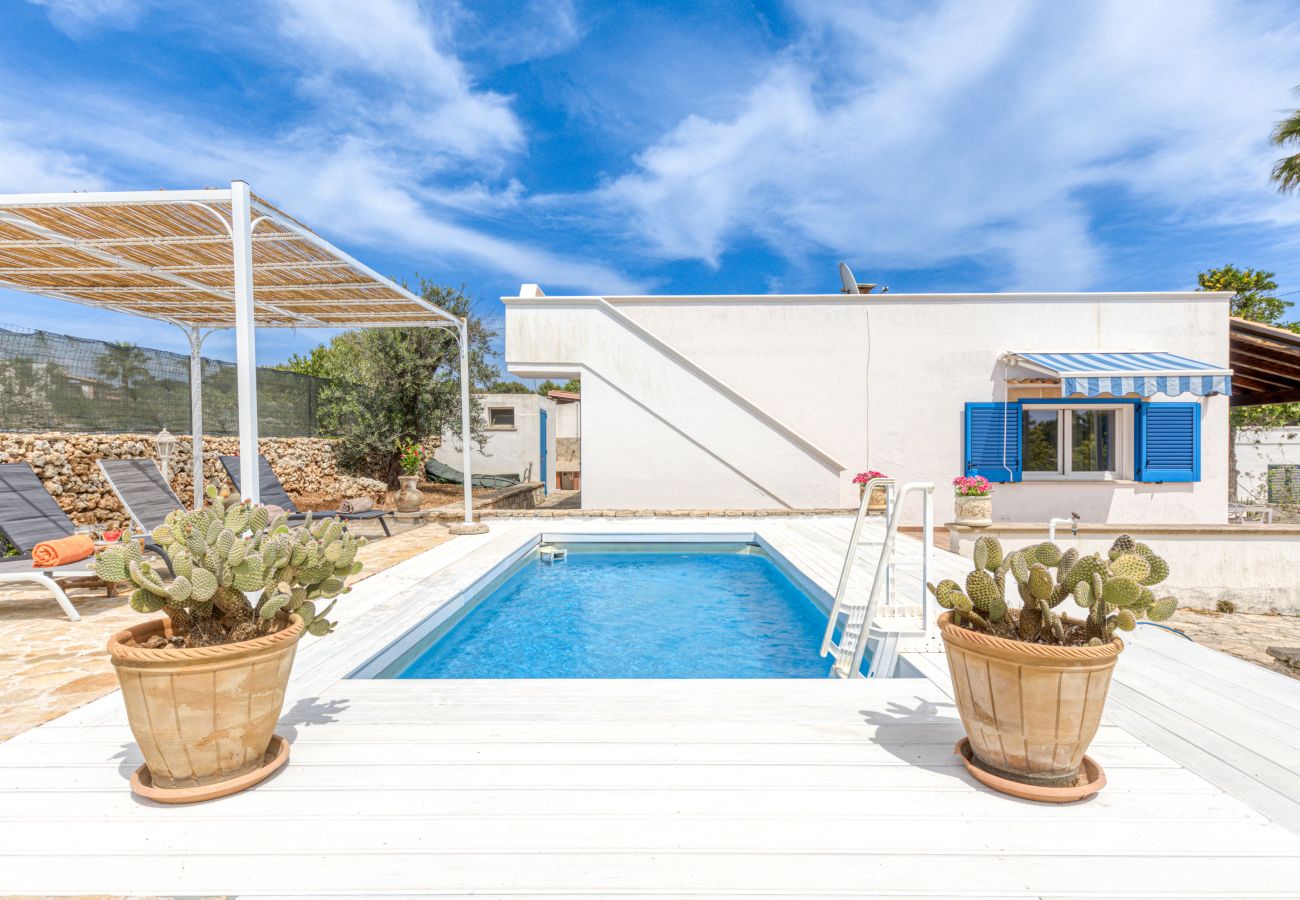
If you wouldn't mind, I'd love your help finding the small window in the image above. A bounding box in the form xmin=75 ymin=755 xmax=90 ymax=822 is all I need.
xmin=1268 ymin=464 xmax=1300 ymax=505
xmin=488 ymin=407 xmax=515 ymax=429
xmin=1021 ymin=405 xmax=1122 ymax=479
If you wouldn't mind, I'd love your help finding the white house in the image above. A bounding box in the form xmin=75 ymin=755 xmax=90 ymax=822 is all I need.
xmin=434 ymin=391 xmax=557 ymax=488
xmin=505 ymin=285 xmax=1233 ymax=525
xmin=1236 ymin=426 xmax=1300 ymax=506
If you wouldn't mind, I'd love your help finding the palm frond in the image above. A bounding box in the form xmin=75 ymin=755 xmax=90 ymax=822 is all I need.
xmin=1271 ymin=97 xmax=1300 ymax=193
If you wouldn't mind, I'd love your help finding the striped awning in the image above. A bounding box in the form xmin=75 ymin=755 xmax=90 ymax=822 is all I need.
xmin=1012 ymin=352 xmax=1232 ymax=398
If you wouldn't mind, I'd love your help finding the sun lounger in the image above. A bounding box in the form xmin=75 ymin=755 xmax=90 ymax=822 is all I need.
xmin=0 ymin=462 xmax=168 ymax=621
xmin=97 ymin=458 xmax=186 ymax=532
xmin=219 ymin=455 xmax=392 ymax=536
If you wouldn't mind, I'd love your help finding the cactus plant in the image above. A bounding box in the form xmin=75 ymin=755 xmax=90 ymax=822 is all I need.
xmin=929 ymin=534 xmax=1176 ymax=646
xmin=94 ymin=484 xmax=365 ymax=648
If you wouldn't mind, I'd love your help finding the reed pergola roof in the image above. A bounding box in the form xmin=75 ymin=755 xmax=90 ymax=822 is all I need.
xmin=0 ymin=183 xmax=479 ymax=525
xmin=0 ymin=187 xmax=458 ymax=330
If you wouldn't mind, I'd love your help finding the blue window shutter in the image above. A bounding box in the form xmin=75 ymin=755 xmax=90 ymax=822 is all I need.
xmin=1136 ymin=402 xmax=1200 ymax=482
xmin=964 ymin=402 xmax=1021 ymax=482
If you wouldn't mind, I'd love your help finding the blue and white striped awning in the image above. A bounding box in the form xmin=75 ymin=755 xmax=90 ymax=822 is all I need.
xmin=1012 ymin=352 xmax=1232 ymax=398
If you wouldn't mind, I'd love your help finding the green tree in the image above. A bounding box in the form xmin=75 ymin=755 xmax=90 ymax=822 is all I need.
xmin=1272 ymin=91 xmax=1300 ymax=193
xmin=313 ymin=281 xmax=498 ymax=485
xmin=487 ymin=379 xmax=533 ymax=394
xmin=277 ymin=345 xmax=337 ymax=378
xmin=95 ymin=342 xmax=150 ymax=401
xmin=1197 ymin=265 xmax=1291 ymax=325
xmin=1197 ymin=266 xmax=1300 ymax=499
xmin=561 ymin=377 xmax=580 ymax=394
xmin=535 ymin=379 xmax=561 ymax=396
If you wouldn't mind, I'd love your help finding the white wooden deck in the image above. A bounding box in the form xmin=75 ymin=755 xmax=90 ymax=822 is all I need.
xmin=2 ymin=516 xmax=1299 ymax=897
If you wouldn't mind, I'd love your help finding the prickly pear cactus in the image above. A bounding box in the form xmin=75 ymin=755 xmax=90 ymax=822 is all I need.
xmin=928 ymin=534 xmax=1176 ymax=646
xmin=94 ymin=484 xmax=366 ymax=648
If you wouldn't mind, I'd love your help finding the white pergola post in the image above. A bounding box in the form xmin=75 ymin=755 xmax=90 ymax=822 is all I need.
xmin=187 ymin=326 xmax=206 ymax=508
xmin=449 ymin=317 xmax=486 ymax=535
xmin=230 ymin=180 xmax=260 ymax=504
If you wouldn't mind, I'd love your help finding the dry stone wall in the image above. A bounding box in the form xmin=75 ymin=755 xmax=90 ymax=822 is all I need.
xmin=0 ymin=432 xmax=387 ymax=528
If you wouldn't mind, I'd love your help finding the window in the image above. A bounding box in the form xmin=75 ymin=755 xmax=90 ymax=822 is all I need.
xmin=488 ymin=407 xmax=515 ymax=429
xmin=1021 ymin=405 xmax=1122 ymax=479
xmin=1268 ymin=464 xmax=1300 ymax=505
xmin=965 ymin=400 xmax=1199 ymax=484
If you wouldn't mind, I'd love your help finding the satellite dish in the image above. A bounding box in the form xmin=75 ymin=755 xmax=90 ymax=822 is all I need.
xmin=838 ymin=262 xmax=859 ymax=294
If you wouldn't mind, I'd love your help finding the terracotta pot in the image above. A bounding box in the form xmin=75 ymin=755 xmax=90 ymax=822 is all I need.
xmin=395 ymin=474 xmax=422 ymax=512
xmin=859 ymin=484 xmax=888 ymax=512
xmin=107 ymin=614 xmax=305 ymax=790
xmin=953 ymin=494 xmax=992 ymax=527
xmin=939 ymin=611 xmax=1122 ymax=788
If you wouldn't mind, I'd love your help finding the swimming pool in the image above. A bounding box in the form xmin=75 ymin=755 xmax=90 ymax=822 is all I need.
xmin=366 ymin=542 xmax=838 ymax=678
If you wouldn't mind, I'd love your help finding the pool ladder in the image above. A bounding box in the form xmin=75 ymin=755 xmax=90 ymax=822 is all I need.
xmin=820 ymin=478 xmax=935 ymax=678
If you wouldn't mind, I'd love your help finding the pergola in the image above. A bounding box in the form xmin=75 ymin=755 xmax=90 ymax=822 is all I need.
xmin=0 ymin=180 xmax=481 ymax=529
xmin=1229 ymin=316 xmax=1300 ymax=407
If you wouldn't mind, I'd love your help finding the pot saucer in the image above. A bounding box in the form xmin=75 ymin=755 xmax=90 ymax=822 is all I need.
xmin=131 ymin=734 xmax=289 ymax=804
xmin=955 ymin=737 xmax=1105 ymax=803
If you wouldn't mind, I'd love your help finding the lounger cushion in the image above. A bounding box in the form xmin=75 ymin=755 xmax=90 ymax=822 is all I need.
xmin=97 ymin=459 xmax=186 ymax=532
xmin=0 ymin=556 xmax=95 ymax=576
xmin=0 ymin=463 xmax=75 ymax=554
xmin=219 ymin=455 xmax=299 ymax=512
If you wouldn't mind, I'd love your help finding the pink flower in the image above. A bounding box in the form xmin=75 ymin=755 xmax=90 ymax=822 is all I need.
xmin=853 ymin=470 xmax=887 ymax=484
xmin=952 ymin=475 xmax=992 ymax=497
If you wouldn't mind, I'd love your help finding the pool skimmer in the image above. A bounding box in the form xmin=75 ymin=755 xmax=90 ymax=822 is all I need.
xmin=539 ymin=544 xmax=568 ymax=563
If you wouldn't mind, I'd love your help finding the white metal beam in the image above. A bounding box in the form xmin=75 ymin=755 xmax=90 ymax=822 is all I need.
xmin=186 ymin=327 xmax=208 ymax=509
xmin=458 ymin=318 xmax=476 ymax=527
xmin=0 ymin=232 xmax=300 ymax=249
xmin=230 ymin=180 xmax=260 ymax=505
xmin=0 ymin=188 xmax=232 ymax=207
xmin=15 ymin=283 xmax=390 ymax=294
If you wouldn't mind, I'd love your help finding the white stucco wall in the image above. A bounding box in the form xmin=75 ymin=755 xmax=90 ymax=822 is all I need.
xmin=505 ymin=291 xmax=1231 ymax=524
xmin=949 ymin=524 xmax=1300 ymax=614
xmin=554 ymin=400 xmax=580 ymax=438
xmin=434 ymin=392 xmax=557 ymax=485
xmin=1235 ymin=426 xmax=1300 ymax=504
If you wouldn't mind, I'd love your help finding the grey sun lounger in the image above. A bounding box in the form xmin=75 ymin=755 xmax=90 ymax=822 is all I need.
xmin=97 ymin=458 xmax=186 ymax=533
xmin=424 ymin=457 xmax=520 ymax=489
xmin=0 ymin=462 xmax=169 ymax=621
xmin=219 ymin=455 xmax=392 ymax=537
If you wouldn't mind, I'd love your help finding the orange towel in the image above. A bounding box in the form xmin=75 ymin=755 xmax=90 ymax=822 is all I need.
xmin=31 ymin=534 xmax=95 ymax=569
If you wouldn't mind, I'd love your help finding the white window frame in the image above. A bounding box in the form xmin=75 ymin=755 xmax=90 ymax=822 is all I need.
xmin=1021 ymin=403 xmax=1132 ymax=481
xmin=487 ymin=406 xmax=516 ymax=430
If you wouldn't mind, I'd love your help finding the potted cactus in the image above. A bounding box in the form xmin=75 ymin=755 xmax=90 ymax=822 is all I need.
xmin=929 ymin=534 xmax=1175 ymax=802
xmin=95 ymin=485 xmax=365 ymax=802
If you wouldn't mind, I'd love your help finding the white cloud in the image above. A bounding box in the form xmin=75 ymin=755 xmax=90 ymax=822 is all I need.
xmin=27 ymin=0 xmax=149 ymax=37
xmin=272 ymin=0 xmax=522 ymax=171
xmin=0 ymin=0 xmax=642 ymax=296
xmin=598 ymin=0 xmax=1300 ymax=289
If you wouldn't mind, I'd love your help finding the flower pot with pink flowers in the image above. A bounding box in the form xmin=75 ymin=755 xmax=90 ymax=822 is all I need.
xmin=952 ymin=475 xmax=993 ymax=526
xmin=852 ymin=470 xmax=889 ymax=512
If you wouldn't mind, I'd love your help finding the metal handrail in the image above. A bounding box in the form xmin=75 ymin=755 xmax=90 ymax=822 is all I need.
xmin=825 ymin=480 xmax=935 ymax=678
xmin=820 ymin=478 xmax=894 ymax=656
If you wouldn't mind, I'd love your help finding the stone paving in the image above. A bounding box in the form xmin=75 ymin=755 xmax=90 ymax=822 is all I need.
xmin=0 ymin=517 xmax=454 ymax=742
xmin=1168 ymin=607 xmax=1300 ymax=680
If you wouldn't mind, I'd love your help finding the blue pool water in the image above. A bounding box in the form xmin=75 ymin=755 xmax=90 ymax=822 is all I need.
xmin=386 ymin=543 xmax=833 ymax=678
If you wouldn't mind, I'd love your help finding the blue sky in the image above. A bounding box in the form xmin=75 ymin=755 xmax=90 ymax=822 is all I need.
xmin=3 ymin=0 xmax=1300 ymax=371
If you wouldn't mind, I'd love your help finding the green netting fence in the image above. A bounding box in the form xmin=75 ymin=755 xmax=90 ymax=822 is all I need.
xmin=0 ymin=326 xmax=333 ymax=436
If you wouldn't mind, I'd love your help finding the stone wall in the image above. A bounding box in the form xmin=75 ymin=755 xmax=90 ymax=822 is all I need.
xmin=0 ymin=432 xmax=387 ymax=528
